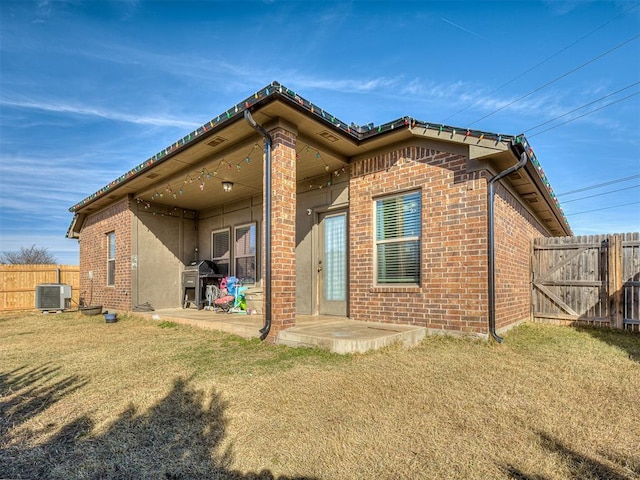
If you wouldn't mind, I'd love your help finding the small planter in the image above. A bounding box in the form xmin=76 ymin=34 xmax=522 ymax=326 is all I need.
xmin=80 ymin=305 xmax=103 ymax=316
xmin=104 ymin=312 xmax=117 ymax=323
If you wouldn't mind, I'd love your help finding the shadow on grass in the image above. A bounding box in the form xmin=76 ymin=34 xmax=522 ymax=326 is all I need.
xmin=502 ymin=431 xmax=638 ymax=480
xmin=0 ymin=363 xmax=89 ymax=439
xmin=576 ymin=326 xmax=640 ymax=364
xmin=1 ymin=368 xmax=316 ymax=480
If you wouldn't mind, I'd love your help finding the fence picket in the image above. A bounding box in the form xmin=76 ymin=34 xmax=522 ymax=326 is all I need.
xmin=0 ymin=265 xmax=80 ymax=311
xmin=532 ymin=233 xmax=640 ymax=330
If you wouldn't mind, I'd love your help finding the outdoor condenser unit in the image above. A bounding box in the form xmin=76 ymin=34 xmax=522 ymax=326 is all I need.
xmin=35 ymin=284 xmax=72 ymax=311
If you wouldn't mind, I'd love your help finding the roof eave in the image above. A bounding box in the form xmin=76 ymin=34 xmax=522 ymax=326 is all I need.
xmin=68 ymin=82 xmax=572 ymax=236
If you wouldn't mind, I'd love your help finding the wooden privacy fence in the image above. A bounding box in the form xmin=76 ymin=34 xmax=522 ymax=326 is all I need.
xmin=532 ymin=233 xmax=640 ymax=331
xmin=0 ymin=265 xmax=80 ymax=312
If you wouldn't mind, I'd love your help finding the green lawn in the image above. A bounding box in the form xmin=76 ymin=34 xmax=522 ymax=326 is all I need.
xmin=1 ymin=311 xmax=638 ymax=479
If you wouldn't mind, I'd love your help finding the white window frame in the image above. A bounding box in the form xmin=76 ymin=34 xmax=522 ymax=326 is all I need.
xmin=211 ymin=228 xmax=231 ymax=276
xmin=374 ymin=190 xmax=422 ymax=286
xmin=107 ymin=231 xmax=116 ymax=287
xmin=234 ymin=222 xmax=257 ymax=284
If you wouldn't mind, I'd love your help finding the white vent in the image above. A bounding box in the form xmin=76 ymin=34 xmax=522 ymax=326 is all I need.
xmin=35 ymin=284 xmax=72 ymax=311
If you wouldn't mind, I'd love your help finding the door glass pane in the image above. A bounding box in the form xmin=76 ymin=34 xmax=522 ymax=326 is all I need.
xmin=324 ymin=214 xmax=346 ymax=301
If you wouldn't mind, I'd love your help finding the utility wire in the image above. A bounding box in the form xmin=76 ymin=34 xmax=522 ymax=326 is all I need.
xmin=566 ymin=201 xmax=640 ymax=216
xmin=557 ymin=174 xmax=640 ymax=196
xmin=443 ymin=3 xmax=639 ymax=123
xmin=524 ymin=81 xmax=640 ymax=134
xmin=467 ymin=34 xmax=640 ymax=127
xmin=526 ymin=90 xmax=640 ymax=138
xmin=561 ymin=184 xmax=640 ymax=203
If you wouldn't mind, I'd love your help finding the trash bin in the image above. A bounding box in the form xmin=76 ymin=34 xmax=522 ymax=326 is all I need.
xmin=244 ymin=287 xmax=263 ymax=315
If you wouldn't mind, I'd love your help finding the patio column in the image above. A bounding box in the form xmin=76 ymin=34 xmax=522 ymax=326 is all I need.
xmin=264 ymin=119 xmax=297 ymax=341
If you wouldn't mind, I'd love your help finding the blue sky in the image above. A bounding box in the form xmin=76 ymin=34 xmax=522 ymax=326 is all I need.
xmin=1 ymin=0 xmax=639 ymax=265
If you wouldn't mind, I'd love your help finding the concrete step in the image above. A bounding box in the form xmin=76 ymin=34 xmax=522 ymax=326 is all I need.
xmin=277 ymin=320 xmax=427 ymax=354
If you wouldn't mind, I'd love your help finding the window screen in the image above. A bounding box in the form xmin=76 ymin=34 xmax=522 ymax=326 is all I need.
xmin=107 ymin=232 xmax=116 ymax=286
xmin=211 ymin=229 xmax=230 ymax=276
xmin=375 ymin=191 xmax=421 ymax=284
xmin=235 ymin=223 xmax=256 ymax=284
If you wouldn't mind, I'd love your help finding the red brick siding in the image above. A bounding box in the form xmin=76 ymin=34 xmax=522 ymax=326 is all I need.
xmin=493 ymin=183 xmax=549 ymax=330
xmin=79 ymin=199 xmax=132 ymax=310
xmin=350 ymin=145 xmax=552 ymax=335
xmin=350 ymin=146 xmax=489 ymax=334
xmin=263 ymin=127 xmax=297 ymax=341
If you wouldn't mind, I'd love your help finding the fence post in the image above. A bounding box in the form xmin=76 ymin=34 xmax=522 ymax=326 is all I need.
xmin=608 ymin=235 xmax=623 ymax=329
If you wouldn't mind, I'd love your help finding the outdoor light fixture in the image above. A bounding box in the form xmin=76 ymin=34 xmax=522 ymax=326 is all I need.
xmin=222 ymin=181 xmax=233 ymax=192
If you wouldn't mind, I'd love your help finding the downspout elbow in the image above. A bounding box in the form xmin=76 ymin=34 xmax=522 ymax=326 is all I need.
xmin=244 ymin=110 xmax=273 ymax=341
xmin=487 ymin=145 xmax=528 ymax=343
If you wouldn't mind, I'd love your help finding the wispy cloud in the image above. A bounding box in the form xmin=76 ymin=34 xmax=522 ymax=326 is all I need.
xmin=542 ymin=0 xmax=596 ymax=16
xmin=441 ymin=17 xmax=488 ymax=41
xmin=288 ymin=76 xmax=398 ymax=93
xmin=0 ymin=97 xmax=200 ymax=129
xmin=0 ymin=154 xmax=125 ymax=213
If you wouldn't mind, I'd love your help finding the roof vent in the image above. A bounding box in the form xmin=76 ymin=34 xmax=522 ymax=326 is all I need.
xmin=146 ymin=173 xmax=161 ymax=179
xmin=317 ymin=130 xmax=340 ymax=142
xmin=509 ymin=171 xmax=523 ymax=180
xmin=208 ymin=136 xmax=228 ymax=147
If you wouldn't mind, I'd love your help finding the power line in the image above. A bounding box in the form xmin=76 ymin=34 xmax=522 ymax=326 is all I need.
xmin=524 ymin=81 xmax=640 ymax=134
xmin=526 ymin=90 xmax=640 ymax=138
xmin=443 ymin=3 xmax=640 ymax=123
xmin=561 ymin=184 xmax=640 ymax=203
xmin=557 ymin=174 xmax=640 ymax=196
xmin=566 ymin=201 xmax=640 ymax=216
xmin=467 ymin=34 xmax=640 ymax=127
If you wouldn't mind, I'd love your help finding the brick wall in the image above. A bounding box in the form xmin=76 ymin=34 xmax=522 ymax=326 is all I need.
xmin=493 ymin=182 xmax=549 ymax=330
xmin=264 ymin=126 xmax=297 ymax=341
xmin=350 ymin=144 xmax=553 ymax=336
xmin=350 ymin=145 xmax=489 ymax=334
xmin=79 ymin=198 xmax=132 ymax=310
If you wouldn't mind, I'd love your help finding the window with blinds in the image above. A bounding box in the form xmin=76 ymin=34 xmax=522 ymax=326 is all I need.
xmin=235 ymin=223 xmax=257 ymax=284
xmin=375 ymin=191 xmax=421 ymax=285
xmin=107 ymin=232 xmax=116 ymax=287
xmin=211 ymin=229 xmax=230 ymax=276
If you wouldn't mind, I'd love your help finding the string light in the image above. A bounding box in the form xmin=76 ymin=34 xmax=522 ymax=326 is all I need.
xmin=71 ymin=81 xmax=571 ymax=234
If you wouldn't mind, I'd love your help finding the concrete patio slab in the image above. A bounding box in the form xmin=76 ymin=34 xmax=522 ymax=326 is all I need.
xmin=277 ymin=318 xmax=427 ymax=354
xmin=134 ymin=309 xmax=427 ymax=354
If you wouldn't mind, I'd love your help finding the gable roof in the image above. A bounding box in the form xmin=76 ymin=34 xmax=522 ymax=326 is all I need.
xmin=67 ymin=81 xmax=571 ymax=236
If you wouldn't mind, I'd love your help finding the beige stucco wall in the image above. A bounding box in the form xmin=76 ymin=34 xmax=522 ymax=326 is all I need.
xmin=295 ymin=176 xmax=349 ymax=314
xmin=131 ymin=203 xmax=197 ymax=309
xmin=197 ymin=194 xmax=262 ymax=279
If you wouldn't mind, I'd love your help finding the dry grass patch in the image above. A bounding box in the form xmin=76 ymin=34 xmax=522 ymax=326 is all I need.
xmin=1 ymin=311 xmax=638 ymax=479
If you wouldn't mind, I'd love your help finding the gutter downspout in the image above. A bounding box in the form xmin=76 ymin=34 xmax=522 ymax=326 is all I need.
xmin=244 ymin=110 xmax=273 ymax=341
xmin=487 ymin=144 xmax=528 ymax=343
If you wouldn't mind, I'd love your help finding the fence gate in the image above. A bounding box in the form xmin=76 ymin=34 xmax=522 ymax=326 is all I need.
xmin=531 ymin=233 xmax=639 ymax=330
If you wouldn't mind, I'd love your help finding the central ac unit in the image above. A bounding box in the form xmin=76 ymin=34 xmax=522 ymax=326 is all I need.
xmin=35 ymin=284 xmax=72 ymax=311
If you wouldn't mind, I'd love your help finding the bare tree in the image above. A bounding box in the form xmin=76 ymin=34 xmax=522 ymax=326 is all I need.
xmin=0 ymin=245 xmax=57 ymax=264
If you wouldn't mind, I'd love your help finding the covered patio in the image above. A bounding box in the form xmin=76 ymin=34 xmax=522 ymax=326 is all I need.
xmin=133 ymin=309 xmax=427 ymax=354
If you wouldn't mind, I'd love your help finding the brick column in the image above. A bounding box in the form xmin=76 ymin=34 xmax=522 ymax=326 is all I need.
xmin=264 ymin=121 xmax=297 ymax=341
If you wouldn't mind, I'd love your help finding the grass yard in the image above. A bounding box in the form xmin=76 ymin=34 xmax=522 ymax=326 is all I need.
xmin=1 ymin=311 xmax=639 ymax=480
